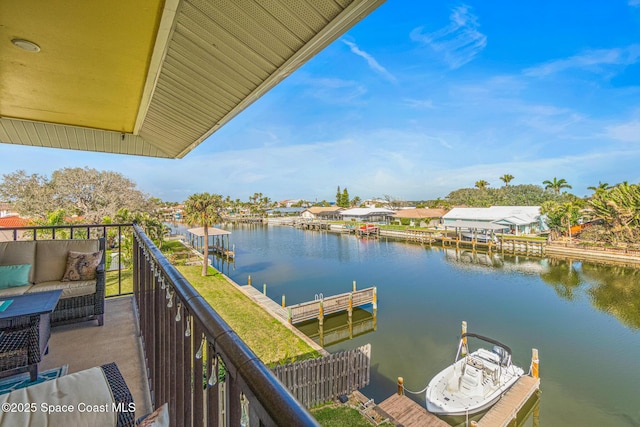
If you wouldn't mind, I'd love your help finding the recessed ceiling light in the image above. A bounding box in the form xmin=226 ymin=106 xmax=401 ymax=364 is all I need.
xmin=11 ymin=38 xmax=40 ymax=52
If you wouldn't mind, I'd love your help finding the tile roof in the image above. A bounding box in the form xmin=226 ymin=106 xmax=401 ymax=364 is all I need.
xmin=0 ymin=216 xmax=30 ymax=227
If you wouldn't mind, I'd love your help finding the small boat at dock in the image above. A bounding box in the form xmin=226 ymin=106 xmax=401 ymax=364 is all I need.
xmin=425 ymin=332 xmax=524 ymax=416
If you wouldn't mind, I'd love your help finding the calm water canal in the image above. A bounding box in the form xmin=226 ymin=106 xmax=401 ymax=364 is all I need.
xmin=189 ymin=223 xmax=639 ymax=426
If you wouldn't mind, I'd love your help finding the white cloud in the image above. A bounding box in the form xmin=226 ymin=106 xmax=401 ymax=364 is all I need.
xmin=605 ymin=120 xmax=640 ymax=142
xmin=341 ymin=39 xmax=396 ymax=82
xmin=402 ymin=98 xmax=435 ymax=109
xmin=299 ymin=76 xmax=367 ymax=103
xmin=523 ymin=45 xmax=640 ymax=77
xmin=410 ymin=5 xmax=487 ymax=69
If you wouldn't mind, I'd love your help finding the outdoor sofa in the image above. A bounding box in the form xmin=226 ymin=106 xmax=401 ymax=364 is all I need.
xmin=0 ymin=238 xmax=106 ymax=326
xmin=0 ymin=362 xmax=135 ymax=427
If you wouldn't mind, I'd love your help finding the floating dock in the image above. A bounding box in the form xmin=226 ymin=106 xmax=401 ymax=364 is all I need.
xmin=285 ymin=286 xmax=377 ymax=324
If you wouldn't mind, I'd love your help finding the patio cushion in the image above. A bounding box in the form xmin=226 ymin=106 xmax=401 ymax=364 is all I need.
xmin=0 ymin=366 xmax=117 ymax=426
xmin=62 ymin=250 xmax=103 ymax=281
xmin=34 ymin=240 xmax=100 ymax=284
xmin=27 ymin=280 xmax=97 ymax=298
xmin=0 ymin=285 xmax=31 ymax=298
xmin=0 ymin=241 xmax=36 ymax=283
xmin=0 ymin=264 xmax=32 ymax=289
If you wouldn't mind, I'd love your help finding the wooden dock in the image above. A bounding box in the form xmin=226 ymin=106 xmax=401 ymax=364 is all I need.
xmin=376 ymin=375 xmax=540 ymax=427
xmin=286 ymin=286 xmax=377 ymax=324
xmin=378 ymin=394 xmax=449 ymax=427
xmin=476 ymin=376 xmax=540 ymax=427
xmin=241 ymin=285 xmax=288 ymax=321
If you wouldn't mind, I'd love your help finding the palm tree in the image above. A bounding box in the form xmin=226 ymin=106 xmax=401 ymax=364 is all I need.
xmin=184 ymin=193 xmax=223 ymax=276
xmin=499 ymin=174 xmax=514 ymax=187
xmin=475 ymin=180 xmax=489 ymax=190
xmin=587 ymin=181 xmax=611 ymax=195
xmin=543 ymin=177 xmax=572 ymax=195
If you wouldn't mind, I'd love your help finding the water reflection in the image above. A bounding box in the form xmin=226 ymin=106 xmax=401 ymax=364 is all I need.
xmin=581 ymin=263 xmax=640 ymax=330
xmin=539 ymin=258 xmax=582 ymax=300
xmin=441 ymin=248 xmax=640 ymax=331
xmin=297 ymin=307 xmax=377 ymax=347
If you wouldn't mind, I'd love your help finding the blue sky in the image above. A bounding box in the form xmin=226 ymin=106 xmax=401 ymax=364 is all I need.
xmin=3 ymin=1 xmax=640 ymax=203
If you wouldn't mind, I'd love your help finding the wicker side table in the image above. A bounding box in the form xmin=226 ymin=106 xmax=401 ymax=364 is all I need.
xmin=0 ymin=290 xmax=61 ymax=381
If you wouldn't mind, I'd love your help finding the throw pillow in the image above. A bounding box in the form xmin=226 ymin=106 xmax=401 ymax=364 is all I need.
xmin=0 ymin=264 xmax=32 ymax=289
xmin=136 ymin=403 xmax=169 ymax=427
xmin=61 ymin=251 xmax=103 ymax=281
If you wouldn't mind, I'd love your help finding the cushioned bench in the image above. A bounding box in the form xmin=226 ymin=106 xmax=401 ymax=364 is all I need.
xmin=0 ymin=362 xmax=134 ymax=427
xmin=0 ymin=239 xmax=106 ymax=326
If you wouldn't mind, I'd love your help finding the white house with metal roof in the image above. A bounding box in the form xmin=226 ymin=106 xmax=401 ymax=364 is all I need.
xmin=442 ymin=206 xmax=547 ymax=235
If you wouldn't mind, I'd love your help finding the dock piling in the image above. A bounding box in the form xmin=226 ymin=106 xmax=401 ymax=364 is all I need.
xmin=461 ymin=321 xmax=468 ymax=356
xmin=532 ymin=348 xmax=539 ymax=378
xmin=397 ymin=377 xmax=404 ymax=396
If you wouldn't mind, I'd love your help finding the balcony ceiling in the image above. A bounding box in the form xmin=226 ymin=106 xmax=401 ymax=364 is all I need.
xmin=0 ymin=0 xmax=384 ymax=158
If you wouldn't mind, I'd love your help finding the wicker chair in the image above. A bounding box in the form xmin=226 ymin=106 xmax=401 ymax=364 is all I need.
xmin=101 ymin=362 xmax=136 ymax=427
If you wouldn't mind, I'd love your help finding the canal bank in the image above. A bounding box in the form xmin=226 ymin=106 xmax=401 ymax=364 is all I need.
xmin=546 ymin=241 xmax=640 ymax=265
xmin=215 ymin=223 xmax=640 ymax=427
xmin=281 ymin=218 xmax=640 ymax=266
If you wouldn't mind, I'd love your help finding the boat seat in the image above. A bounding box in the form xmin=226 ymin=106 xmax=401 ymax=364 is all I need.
xmin=460 ymin=365 xmax=482 ymax=392
xmin=477 ymin=348 xmax=501 ymax=365
xmin=466 ymin=356 xmax=484 ymax=370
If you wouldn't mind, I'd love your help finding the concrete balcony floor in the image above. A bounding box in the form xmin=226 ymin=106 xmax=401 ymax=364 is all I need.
xmin=39 ymin=296 xmax=152 ymax=419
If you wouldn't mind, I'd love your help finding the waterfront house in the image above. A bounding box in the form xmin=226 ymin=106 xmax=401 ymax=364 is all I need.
xmin=443 ymin=206 xmax=546 ymax=235
xmin=1 ymin=1 xmax=384 ymax=425
xmin=392 ymin=208 xmax=448 ymax=227
xmin=340 ymin=207 xmax=396 ymax=223
xmin=266 ymin=207 xmax=307 ymax=217
xmin=361 ymin=198 xmax=389 ymax=208
xmin=301 ymin=207 xmax=344 ymax=220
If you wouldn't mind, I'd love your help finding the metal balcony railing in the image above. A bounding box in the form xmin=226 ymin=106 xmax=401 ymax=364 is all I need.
xmin=134 ymin=224 xmax=318 ymax=426
xmin=1 ymin=223 xmax=318 ymax=425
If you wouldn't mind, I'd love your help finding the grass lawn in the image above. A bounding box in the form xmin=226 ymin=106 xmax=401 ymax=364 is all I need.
xmin=311 ymin=403 xmax=394 ymax=427
xmin=105 ymin=268 xmax=133 ymax=296
xmin=312 ymin=405 xmax=373 ymax=427
xmin=177 ymin=265 xmax=320 ymax=365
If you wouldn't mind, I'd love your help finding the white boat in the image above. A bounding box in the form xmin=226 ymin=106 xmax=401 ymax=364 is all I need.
xmin=425 ymin=333 xmax=524 ymax=416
